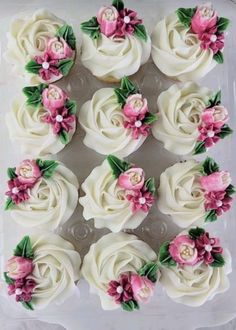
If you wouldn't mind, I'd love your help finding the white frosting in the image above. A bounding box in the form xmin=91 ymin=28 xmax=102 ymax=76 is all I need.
xmin=9 ymin=164 xmax=79 ymax=230
xmin=79 ymin=160 xmax=148 ymax=232
xmin=6 ymin=96 xmax=76 ymax=157
xmin=160 ymin=248 xmax=232 ymax=307
xmin=81 ymin=33 xmax=151 ymax=81
xmin=152 ymin=82 xmax=212 ymax=155
xmin=29 ymin=233 xmax=81 ymax=309
xmin=158 ymin=160 xmax=206 ymax=228
xmin=5 ymin=9 xmax=65 ymax=84
xmin=82 ymin=232 xmax=157 ymax=310
xmin=79 ymin=88 xmax=146 ymax=157
xmin=151 ymin=13 xmax=217 ymax=81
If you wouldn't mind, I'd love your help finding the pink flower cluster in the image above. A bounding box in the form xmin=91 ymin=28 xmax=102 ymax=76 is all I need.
xmin=169 ymin=232 xmax=223 ymax=266
xmin=191 ymin=3 xmax=224 ymax=54
xmin=198 ymin=105 xmax=228 ymax=148
xmin=97 ymin=5 xmax=142 ymax=38
xmin=107 ymin=273 xmax=154 ymax=305
xmin=117 ymin=167 xmax=155 ymax=213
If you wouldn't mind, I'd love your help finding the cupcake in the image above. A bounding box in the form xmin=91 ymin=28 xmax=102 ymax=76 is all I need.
xmin=158 ymin=227 xmax=232 ymax=306
xmin=4 ymin=233 xmax=81 ymax=310
xmin=157 ymin=157 xmax=235 ymax=228
xmin=79 ymin=77 xmax=157 ymax=157
xmin=152 ymin=82 xmax=233 ymax=155
xmin=5 ymin=9 xmax=76 ymax=83
xmin=79 ymin=155 xmax=156 ymax=232
xmin=6 ymin=84 xmax=77 ymax=157
xmin=4 ymin=159 xmax=79 ymax=230
xmin=80 ymin=0 xmax=150 ymax=82
xmin=151 ymin=3 xmax=230 ymax=81
xmin=82 ymin=232 xmax=159 ymax=311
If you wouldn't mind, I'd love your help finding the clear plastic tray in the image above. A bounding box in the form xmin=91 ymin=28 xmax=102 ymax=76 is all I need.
xmin=0 ymin=0 xmax=235 ymax=329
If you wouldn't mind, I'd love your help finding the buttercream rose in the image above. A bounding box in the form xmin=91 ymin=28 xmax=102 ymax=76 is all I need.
xmin=46 ymin=37 xmax=73 ymax=60
xmin=123 ymin=94 xmax=148 ymax=117
xmin=118 ymin=168 xmax=144 ymax=190
xmin=131 ymin=274 xmax=154 ymax=303
xmin=191 ymin=3 xmax=217 ymax=35
xmin=200 ymin=171 xmax=231 ymax=192
xmin=6 ymin=256 xmax=33 ymax=280
xmin=169 ymin=235 xmax=198 ymax=266
xmin=97 ymin=6 xmax=118 ymax=37
xmin=42 ymin=84 xmax=67 ymax=109
xmin=15 ymin=159 xmax=41 ymax=185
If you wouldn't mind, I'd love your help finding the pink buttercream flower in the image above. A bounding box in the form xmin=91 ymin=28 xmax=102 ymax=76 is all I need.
xmin=197 ymin=123 xmax=221 ymax=147
xmin=130 ymin=274 xmax=154 ymax=304
xmin=123 ymin=94 xmax=148 ymax=117
xmin=42 ymin=84 xmax=68 ymax=109
xmin=118 ymin=167 xmax=145 ymax=190
xmin=169 ymin=235 xmax=198 ymax=266
xmin=195 ymin=232 xmax=223 ymax=265
xmin=124 ymin=115 xmax=150 ymax=139
xmin=200 ymin=171 xmax=231 ymax=192
xmin=8 ymin=278 xmax=36 ymax=303
xmin=34 ymin=52 xmax=60 ymax=81
xmin=115 ymin=8 xmax=142 ymax=38
xmin=126 ymin=189 xmax=155 ymax=213
xmin=191 ymin=3 xmax=217 ymax=35
xmin=107 ymin=273 xmax=134 ymax=304
xmin=199 ymin=27 xmax=225 ymax=54
xmin=42 ymin=107 xmax=76 ymax=135
xmin=201 ymin=106 xmax=228 ymax=128
xmin=204 ymin=191 xmax=233 ymax=216
xmin=6 ymin=256 xmax=33 ymax=280
xmin=5 ymin=178 xmax=30 ymax=204
xmin=97 ymin=5 xmax=119 ymax=37
xmin=46 ymin=37 xmax=73 ymax=60
xmin=15 ymin=159 xmax=41 ymax=185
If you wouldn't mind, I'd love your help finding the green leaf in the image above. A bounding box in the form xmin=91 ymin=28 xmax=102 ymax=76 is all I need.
xmin=225 ymin=184 xmax=236 ymax=196
xmin=138 ymin=262 xmax=158 ymax=283
xmin=56 ymin=24 xmax=76 ymax=50
xmin=57 ymin=59 xmax=74 ymax=76
xmin=159 ymin=241 xmax=176 ymax=267
xmin=80 ymin=17 xmax=100 ymax=40
xmin=25 ymin=60 xmax=41 ymax=74
xmin=114 ymin=88 xmax=128 ymax=107
xmin=65 ymin=99 xmax=77 ymax=115
xmin=4 ymin=198 xmax=14 ymax=211
xmin=59 ymin=130 xmax=70 ymax=144
xmin=217 ymin=17 xmax=230 ymax=33
xmin=176 ymin=7 xmax=197 ymax=28
xmin=121 ymin=299 xmax=139 ymax=312
xmin=208 ymin=90 xmax=221 ymax=107
xmin=188 ymin=227 xmax=205 ymax=240
xmin=142 ymin=112 xmax=158 ymax=125
xmin=4 ymin=272 xmax=14 ymax=285
xmin=14 ymin=236 xmax=34 ymax=259
xmin=205 ymin=209 xmax=218 ymax=222
xmin=36 ymin=159 xmax=59 ymax=179
xmin=106 ymin=155 xmax=132 ymax=179
xmin=134 ymin=24 xmax=148 ymax=42
xmin=21 ymin=301 xmax=34 ymax=311
xmin=112 ymin=0 xmax=124 ymax=11
xmin=213 ymin=51 xmax=224 ymax=64
xmin=144 ymin=177 xmax=156 ymax=195
xmin=201 ymin=157 xmax=219 ymax=175
xmin=7 ymin=167 xmax=17 ymax=180
xmin=23 ymin=84 xmax=47 ymax=107
xmin=216 ymin=124 xmax=233 ymax=139
xmin=120 ymin=76 xmax=138 ymax=94
xmin=210 ymin=253 xmax=225 ymax=267
xmin=193 ymin=141 xmax=206 ymax=155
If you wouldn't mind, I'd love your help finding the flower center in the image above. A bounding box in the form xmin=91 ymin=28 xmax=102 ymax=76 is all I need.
xmin=205 ymin=244 xmax=212 ymax=252
xmin=116 ymin=286 xmax=123 ymax=294
xmin=180 ymin=245 xmax=194 ymax=259
xmin=139 ymin=287 xmax=150 ymax=298
xmin=210 ymin=34 xmax=217 ymax=43
xmin=20 ymin=166 xmax=32 ymax=178
xmin=135 ymin=120 xmax=142 ymax=128
xmin=104 ymin=9 xmax=116 ymax=21
xmin=48 ymin=89 xmax=60 ymax=100
xmin=139 ymin=197 xmax=146 ymax=205
xmin=56 ymin=115 xmax=63 ymax=122
xmin=201 ymin=6 xmax=213 ymax=18
xmin=130 ymin=173 xmax=142 ymax=185
xmin=124 ymin=16 xmax=131 ymax=24
xmin=216 ymin=200 xmax=223 ymax=207
xmin=52 ymin=41 xmax=64 ymax=52
xmin=42 ymin=61 xmax=50 ymax=70
xmin=207 ymin=130 xmax=215 ymax=138
xmin=12 ymin=187 xmax=19 ymax=194
xmin=15 ymin=288 xmax=22 ymax=295
xmin=131 ymin=99 xmax=143 ymax=110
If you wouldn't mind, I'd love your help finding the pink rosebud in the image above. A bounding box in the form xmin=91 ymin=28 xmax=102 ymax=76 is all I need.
xmin=169 ymin=235 xmax=198 ymax=266
xmin=118 ymin=168 xmax=145 ymax=190
xmin=200 ymin=171 xmax=231 ymax=192
xmin=42 ymin=84 xmax=68 ymax=109
xmin=15 ymin=159 xmax=41 ymax=185
xmin=201 ymin=106 xmax=228 ymax=129
xmin=6 ymin=256 xmax=33 ymax=280
xmin=46 ymin=37 xmax=73 ymax=60
xmin=191 ymin=3 xmax=217 ymax=35
xmin=97 ymin=6 xmax=118 ymax=37
xmin=131 ymin=274 xmax=154 ymax=304
xmin=123 ymin=94 xmax=148 ymax=117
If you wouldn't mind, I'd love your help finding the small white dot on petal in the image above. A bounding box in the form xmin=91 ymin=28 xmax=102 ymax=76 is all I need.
xmin=56 ymin=115 xmax=63 ymax=122
xmin=139 ymin=197 xmax=146 ymax=205
xmin=42 ymin=61 xmax=50 ymax=69
xmin=135 ymin=120 xmax=142 ymax=128
xmin=124 ymin=16 xmax=131 ymax=24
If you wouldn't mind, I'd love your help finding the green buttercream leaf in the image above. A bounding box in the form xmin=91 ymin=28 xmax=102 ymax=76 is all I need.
xmin=21 ymin=301 xmax=34 ymax=311
xmin=25 ymin=60 xmax=41 ymax=74
xmin=106 ymin=155 xmax=132 ymax=179
xmin=4 ymin=272 xmax=14 ymax=285
xmin=65 ymin=99 xmax=77 ymax=115
xmin=36 ymin=159 xmax=59 ymax=179
xmin=159 ymin=241 xmax=176 ymax=267
xmin=201 ymin=157 xmax=219 ymax=175
xmin=210 ymin=253 xmax=225 ymax=267
xmin=176 ymin=7 xmax=197 ymax=28
xmin=80 ymin=17 xmax=100 ymax=40
xmin=193 ymin=141 xmax=206 ymax=155
xmin=114 ymin=88 xmax=127 ymax=107
xmin=14 ymin=236 xmax=34 ymax=259
xmin=114 ymin=77 xmax=139 ymax=106
xmin=225 ymin=184 xmax=236 ymax=196
xmin=217 ymin=17 xmax=230 ymax=33
xmin=188 ymin=227 xmax=205 ymax=240
xmin=59 ymin=130 xmax=70 ymax=145
xmin=121 ymin=299 xmax=139 ymax=312
xmin=213 ymin=51 xmax=224 ymax=64
xmin=112 ymin=0 xmax=124 ymax=11
xmin=57 ymin=59 xmax=74 ymax=76
xmin=144 ymin=177 xmax=156 ymax=195
xmin=208 ymin=90 xmax=221 ymax=107
xmin=205 ymin=209 xmax=218 ymax=222
xmin=4 ymin=198 xmax=14 ymax=211
xmin=133 ymin=24 xmax=148 ymax=42
xmin=56 ymin=24 xmax=76 ymax=50
xmin=216 ymin=124 xmax=233 ymax=139
xmin=138 ymin=262 xmax=158 ymax=283
xmin=23 ymin=84 xmax=47 ymax=107
xmin=7 ymin=167 xmax=17 ymax=180
xmin=142 ymin=112 xmax=158 ymax=125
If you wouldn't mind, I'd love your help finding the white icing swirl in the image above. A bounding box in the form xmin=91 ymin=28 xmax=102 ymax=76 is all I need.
xmin=151 ymin=13 xmax=216 ymax=81
xmin=79 ymin=160 xmax=148 ymax=232
xmin=5 ymin=9 xmax=65 ymax=83
xmin=9 ymin=163 xmax=79 ymax=230
xmin=29 ymin=233 xmax=81 ymax=309
xmin=157 ymin=160 xmax=205 ymax=228
xmin=82 ymin=232 xmax=157 ymax=310
xmin=81 ymin=33 xmax=151 ymax=81
xmin=79 ymin=88 xmax=146 ymax=157
xmin=6 ymin=96 xmax=76 ymax=157
xmin=152 ymin=82 xmax=212 ymax=155
xmin=160 ymin=248 xmax=231 ymax=307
